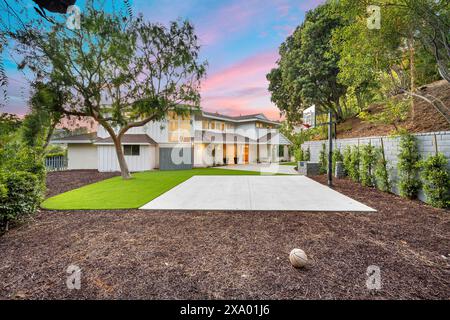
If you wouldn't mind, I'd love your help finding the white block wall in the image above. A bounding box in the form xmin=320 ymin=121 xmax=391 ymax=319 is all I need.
xmin=302 ymin=131 xmax=450 ymax=202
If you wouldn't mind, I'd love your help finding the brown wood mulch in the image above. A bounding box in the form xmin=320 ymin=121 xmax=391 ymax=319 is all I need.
xmin=0 ymin=170 xmax=448 ymax=300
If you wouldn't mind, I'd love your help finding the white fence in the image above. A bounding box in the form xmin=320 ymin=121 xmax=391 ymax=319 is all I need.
xmin=45 ymin=155 xmax=68 ymax=171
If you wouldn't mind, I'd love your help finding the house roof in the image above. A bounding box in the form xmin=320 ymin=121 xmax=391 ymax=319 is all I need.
xmin=201 ymin=111 xmax=280 ymax=125
xmin=258 ymin=132 xmax=292 ymax=145
xmin=94 ymin=134 xmax=157 ymax=145
xmin=51 ymin=132 xmax=98 ymax=144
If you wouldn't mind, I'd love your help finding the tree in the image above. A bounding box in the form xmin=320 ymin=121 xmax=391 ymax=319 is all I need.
xmin=22 ymin=81 xmax=64 ymax=150
xmin=267 ymin=2 xmax=347 ymax=123
xmin=334 ymin=0 xmax=448 ymax=123
xmin=14 ymin=5 xmax=206 ymax=179
xmin=403 ymin=0 xmax=450 ymax=83
xmin=0 ymin=113 xmax=21 ymax=147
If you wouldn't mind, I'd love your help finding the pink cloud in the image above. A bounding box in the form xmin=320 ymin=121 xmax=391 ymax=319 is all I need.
xmin=202 ymin=50 xmax=279 ymax=92
xmin=197 ymin=0 xmax=262 ymax=45
xmin=200 ymin=50 xmax=281 ymax=121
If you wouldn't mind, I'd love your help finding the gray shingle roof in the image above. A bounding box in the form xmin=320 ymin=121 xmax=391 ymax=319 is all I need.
xmin=201 ymin=111 xmax=278 ymax=124
xmin=51 ymin=132 xmax=98 ymax=143
xmin=94 ymin=134 xmax=157 ymax=145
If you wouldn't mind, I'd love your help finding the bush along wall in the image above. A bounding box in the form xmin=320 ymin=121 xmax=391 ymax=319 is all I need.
xmin=302 ymin=131 xmax=450 ymax=209
xmin=398 ymin=133 xmax=421 ymax=199
xmin=332 ymin=149 xmax=343 ymax=175
xmin=374 ymin=146 xmax=391 ymax=193
xmin=360 ymin=144 xmax=376 ymax=187
xmin=346 ymin=146 xmax=360 ymax=182
xmin=319 ymin=143 xmax=327 ymax=174
xmin=419 ymin=153 xmax=450 ymax=208
xmin=304 ymin=147 xmax=311 ymax=162
xmin=343 ymin=146 xmax=352 ymax=177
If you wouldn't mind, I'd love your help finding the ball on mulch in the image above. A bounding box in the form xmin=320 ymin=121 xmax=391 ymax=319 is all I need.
xmin=289 ymin=249 xmax=308 ymax=268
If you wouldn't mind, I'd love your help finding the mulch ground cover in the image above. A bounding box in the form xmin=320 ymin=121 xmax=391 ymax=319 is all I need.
xmin=0 ymin=170 xmax=448 ymax=300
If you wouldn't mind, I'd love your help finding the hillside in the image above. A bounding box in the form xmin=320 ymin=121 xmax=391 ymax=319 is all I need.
xmin=336 ymin=80 xmax=450 ymax=139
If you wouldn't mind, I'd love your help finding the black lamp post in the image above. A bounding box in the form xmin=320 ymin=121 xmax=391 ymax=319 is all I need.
xmin=327 ymin=111 xmax=333 ymax=188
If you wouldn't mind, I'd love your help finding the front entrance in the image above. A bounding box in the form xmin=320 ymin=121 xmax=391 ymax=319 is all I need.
xmin=244 ymin=144 xmax=249 ymax=164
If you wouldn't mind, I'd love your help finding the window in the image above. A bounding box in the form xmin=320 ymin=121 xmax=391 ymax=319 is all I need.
xmin=257 ymin=122 xmax=274 ymax=129
xmin=168 ymin=112 xmax=192 ymax=142
xmin=124 ymin=145 xmax=140 ymax=156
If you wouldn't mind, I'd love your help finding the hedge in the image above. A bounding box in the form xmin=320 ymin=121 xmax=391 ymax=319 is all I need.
xmin=0 ymin=171 xmax=43 ymax=231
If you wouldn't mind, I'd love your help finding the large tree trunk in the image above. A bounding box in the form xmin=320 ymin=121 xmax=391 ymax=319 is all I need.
xmin=112 ymin=135 xmax=132 ymax=180
xmin=99 ymin=121 xmax=132 ymax=180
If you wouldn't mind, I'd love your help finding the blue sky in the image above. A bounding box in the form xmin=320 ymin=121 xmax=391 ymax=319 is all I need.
xmin=1 ymin=0 xmax=324 ymax=120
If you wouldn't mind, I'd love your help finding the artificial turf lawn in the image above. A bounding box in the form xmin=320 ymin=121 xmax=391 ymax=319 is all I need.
xmin=280 ymin=162 xmax=297 ymax=166
xmin=42 ymin=168 xmax=262 ymax=210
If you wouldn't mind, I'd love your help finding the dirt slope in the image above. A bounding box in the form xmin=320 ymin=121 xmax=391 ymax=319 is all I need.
xmin=337 ymin=80 xmax=450 ymax=139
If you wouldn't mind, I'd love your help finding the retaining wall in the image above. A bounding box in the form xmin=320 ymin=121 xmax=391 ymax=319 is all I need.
xmin=302 ymin=131 xmax=450 ymax=202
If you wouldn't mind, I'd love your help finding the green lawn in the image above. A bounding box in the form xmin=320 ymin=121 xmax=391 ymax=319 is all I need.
xmin=42 ymin=168 xmax=262 ymax=210
xmin=280 ymin=162 xmax=297 ymax=166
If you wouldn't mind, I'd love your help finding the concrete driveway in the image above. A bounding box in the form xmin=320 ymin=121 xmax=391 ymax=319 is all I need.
xmin=140 ymin=176 xmax=376 ymax=212
xmin=217 ymin=163 xmax=298 ymax=175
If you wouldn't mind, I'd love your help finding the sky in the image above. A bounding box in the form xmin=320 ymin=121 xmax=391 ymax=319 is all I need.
xmin=1 ymin=0 xmax=324 ymax=121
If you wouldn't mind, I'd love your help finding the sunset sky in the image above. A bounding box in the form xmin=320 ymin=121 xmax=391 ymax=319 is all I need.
xmin=2 ymin=0 xmax=324 ymax=121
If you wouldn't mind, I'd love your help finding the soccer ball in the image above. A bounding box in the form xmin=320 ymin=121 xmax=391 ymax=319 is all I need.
xmin=289 ymin=249 xmax=308 ymax=268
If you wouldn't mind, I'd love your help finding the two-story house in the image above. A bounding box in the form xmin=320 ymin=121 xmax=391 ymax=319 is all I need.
xmin=53 ymin=111 xmax=291 ymax=172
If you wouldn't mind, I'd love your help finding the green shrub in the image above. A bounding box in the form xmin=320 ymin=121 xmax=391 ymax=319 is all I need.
xmin=332 ymin=149 xmax=343 ymax=174
xmin=304 ymin=147 xmax=311 ymax=161
xmin=398 ymin=133 xmax=421 ymax=199
xmin=374 ymin=147 xmax=391 ymax=192
xmin=0 ymin=171 xmax=43 ymax=231
xmin=343 ymin=146 xmax=352 ymax=176
xmin=294 ymin=148 xmax=304 ymax=162
xmin=0 ymin=143 xmax=46 ymax=183
xmin=348 ymin=146 xmax=360 ymax=182
xmin=360 ymin=144 xmax=377 ymax=187
xmin=319 ymin=143 xmax=327 ymax=174
xmin=419 ymin=153 xmax=450 ymax=208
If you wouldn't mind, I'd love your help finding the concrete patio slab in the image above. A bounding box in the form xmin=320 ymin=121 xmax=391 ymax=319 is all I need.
xmin=140 ymin=176 xmax=376 ymax=212
xmin=217 ymin=163 xmax=298 ymax=175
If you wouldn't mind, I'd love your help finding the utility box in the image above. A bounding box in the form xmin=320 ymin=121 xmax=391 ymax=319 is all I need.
xmin=297 ymin=161 xmax=320 ymax=176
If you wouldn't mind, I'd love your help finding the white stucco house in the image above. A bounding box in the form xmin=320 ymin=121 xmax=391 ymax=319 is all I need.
xmin=52 ymin=111 xmax=291 ymax=172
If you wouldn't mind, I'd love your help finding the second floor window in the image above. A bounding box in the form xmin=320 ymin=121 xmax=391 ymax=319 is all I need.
xmin=168 ymin=112 xmax=191 ymax=143
xmin=202 ymin=120 xmax=230 ymax=131
xmin=256 ymin=122 xmax=274 ymax=129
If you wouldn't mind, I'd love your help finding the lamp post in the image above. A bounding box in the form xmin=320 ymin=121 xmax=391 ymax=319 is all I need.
xmin=328 ymin=110 xmax=333 ymax=188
